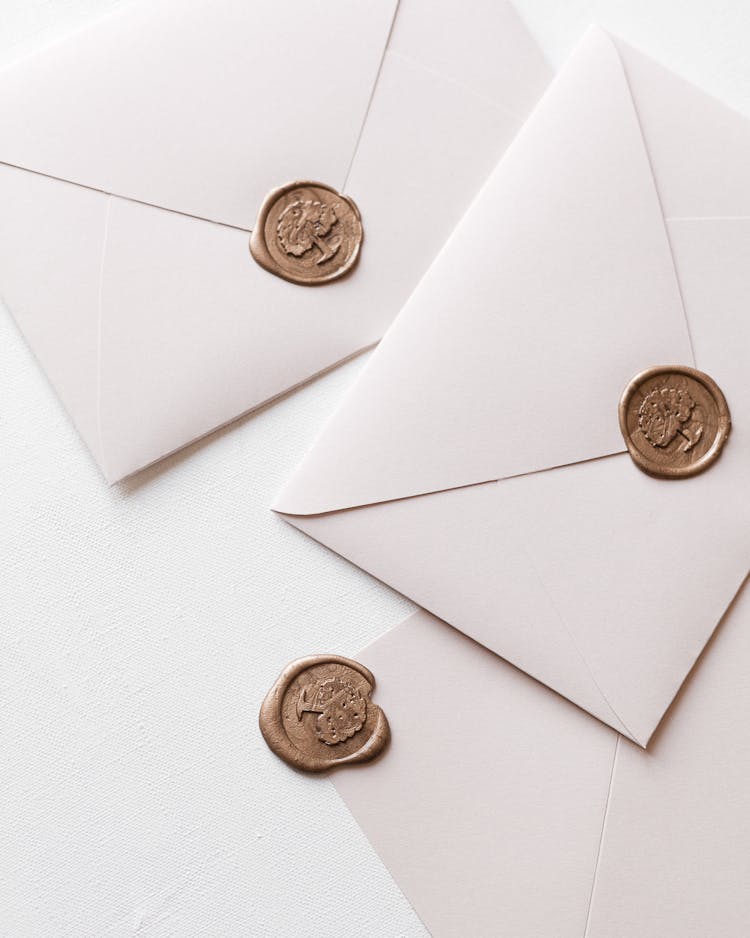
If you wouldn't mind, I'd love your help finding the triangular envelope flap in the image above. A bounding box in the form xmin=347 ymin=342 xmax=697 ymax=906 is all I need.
xmin=275 ymin=27 xmax=690 ymax=517
xmin=286 ymin=483 xmax=634 ymax=740
xmin=0 ymin=0 xmax=397 ymax=230
xmin=614 ymin=36 xmax=750 ymax=217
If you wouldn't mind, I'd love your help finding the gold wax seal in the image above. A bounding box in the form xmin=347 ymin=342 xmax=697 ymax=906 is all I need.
xmin=619 ymin=365 xmax=730 ymax=479
xmin=250 ymin=181 xmax=363 ymax=285
xmin=259 ymin=655 xmax=389 ymax=772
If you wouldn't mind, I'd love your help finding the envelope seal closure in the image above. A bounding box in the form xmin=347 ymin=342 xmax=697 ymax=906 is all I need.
xmin=619 ymin=365 xmax=731 ymax=478
xmin=259 ymin=655 xmax=389 ymax=772
xmin=250 ymin=182 xmax=363 ymax=285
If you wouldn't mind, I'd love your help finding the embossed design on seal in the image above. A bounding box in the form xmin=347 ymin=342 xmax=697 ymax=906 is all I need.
xmin=619 ymin=365 xmax=730 ymax=479
xmin=296 ymin=676 xmax=367 ymax=745
xmin=250 ymin=182 xmax=362 ymax=285
xmin=259 ymin=655 xmax=389 ymax=772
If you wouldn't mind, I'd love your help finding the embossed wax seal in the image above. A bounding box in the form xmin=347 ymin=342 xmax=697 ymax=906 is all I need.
xmin=259 ymin=655 xmax=390 ymax=772
xmin=619 ymin=365 xmax=731 ymax=479
xmin=249 ymin=182 xmax=363 ymax=285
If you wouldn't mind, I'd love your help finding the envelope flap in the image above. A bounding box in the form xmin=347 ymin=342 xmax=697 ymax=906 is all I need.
xmin=284 ymin=482 xmax=637 ymax=740
xmin=0 ymin=0 xmax=398 ymax=230
xmin=275 ymin=27 xmax=691 ymax=516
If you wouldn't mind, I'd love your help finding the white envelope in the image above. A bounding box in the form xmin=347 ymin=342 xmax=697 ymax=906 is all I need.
xmin=276 ymin=26 xmax=750 ymax=746
xmin=333 ymin=597 xmax=750 ymax=938
xmin=0 ymin=0 xmax=550 ymax=482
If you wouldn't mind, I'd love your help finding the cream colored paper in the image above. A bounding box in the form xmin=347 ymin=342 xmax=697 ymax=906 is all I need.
xmin=334 ymin=594 xmax=750 ymax=937
xmin=277 ymin=27 xmax=750 ymax=745
xmin=0 ymin=0 xmax=550 ymax=481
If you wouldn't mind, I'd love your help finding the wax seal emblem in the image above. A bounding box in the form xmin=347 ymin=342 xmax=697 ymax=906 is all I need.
xmin=259 ymin=655 xmax=389 ymax=772
xmin=619 ymin=365 xmax=730 ymax=478
xmin=250 ymin=182 xmax=363 ymax=285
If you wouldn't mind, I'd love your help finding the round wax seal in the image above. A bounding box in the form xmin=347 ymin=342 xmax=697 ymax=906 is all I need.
xmin=249 ymin=181 xmax=363 ymax=285
xmin=259 ymin=655 xmax=390 ymax=772
xmin=619 ymin=365 xmax=730 ymax=479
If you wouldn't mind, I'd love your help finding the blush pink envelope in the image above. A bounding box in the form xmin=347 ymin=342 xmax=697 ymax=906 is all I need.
xmin=276 ymin=26 xmax=750 ymax=746
xmin=333 ymin=598 xmax=750 ymax=938
xmin=0 ymin=0 xmax=550 ymax=483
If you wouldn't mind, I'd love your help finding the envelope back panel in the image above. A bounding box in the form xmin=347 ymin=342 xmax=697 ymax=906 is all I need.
xmin=0 ymin=0 xmax=398 ymax=229
xmin=335 ymin=592 xmax=750 ymax=937
xmin=333 ymin=610 xmax=617 ymax=938
xmin=0 ymin=166 xmax=108 ymax=466
xmin=586 ymin=583 xmax=750 ymax=938
xmin=0 ymin=0 xmax=552 ymax=481
xmin=616 ymin=37 xmax=750 ymax=218
xmin=89 ymin=1 xmax=551 ymax=481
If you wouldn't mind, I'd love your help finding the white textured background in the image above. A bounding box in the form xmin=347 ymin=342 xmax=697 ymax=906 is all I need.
xmin=2 ymin=2 xmax=750 ymax=935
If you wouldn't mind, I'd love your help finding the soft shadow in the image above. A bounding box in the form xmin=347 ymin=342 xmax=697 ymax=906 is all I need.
xmin=115 ymin=345 xmax=374 ymax=495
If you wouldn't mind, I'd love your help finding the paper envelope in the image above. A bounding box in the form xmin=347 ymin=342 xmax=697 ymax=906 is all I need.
xmin=332 ymin=598 xmax=750 ymax=938
xmin=0 ymin=0 xmax=550 ymax=482
xmin=276 ymin=26 xmax=750 ymax=746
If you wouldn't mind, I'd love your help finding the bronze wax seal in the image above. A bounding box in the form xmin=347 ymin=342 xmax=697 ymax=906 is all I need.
xmin=250 ymin=181 xmax=363 ymax=285
xmin=259 ymin=655 xmax=389 ymax=772
xmin=619 ymin=365 xmax=730 ymax=479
